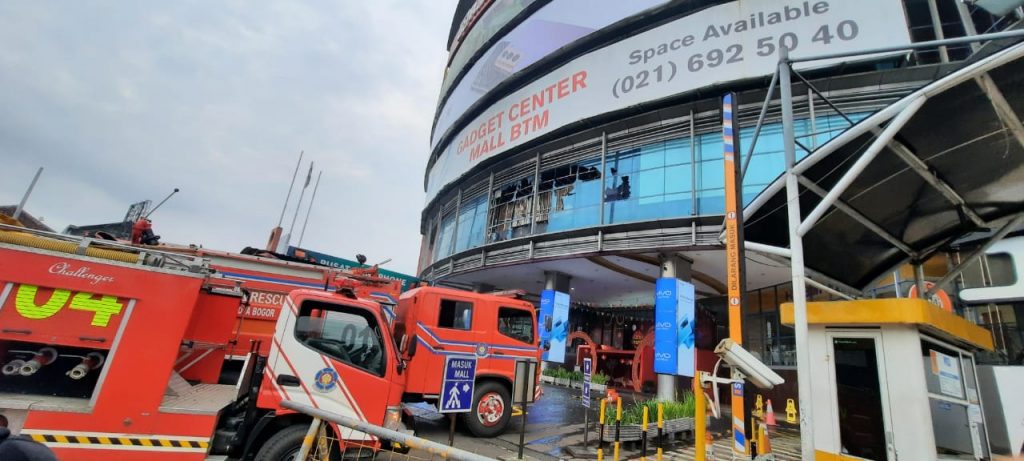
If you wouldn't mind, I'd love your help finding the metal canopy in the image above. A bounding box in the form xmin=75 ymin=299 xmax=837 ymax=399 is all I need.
xmin=744 ymin=40 xmax=1024 ymax=291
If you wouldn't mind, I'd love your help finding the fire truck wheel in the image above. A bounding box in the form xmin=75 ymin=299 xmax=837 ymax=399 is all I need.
xmin=463 ymin=381 xmax=511 ymax=438
xmin=254 ymin=425 xmax=310 ymax=461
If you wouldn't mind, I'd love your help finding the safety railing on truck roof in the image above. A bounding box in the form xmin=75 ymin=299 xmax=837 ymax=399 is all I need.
xmin=280 ymin=400 xmax=497 ymax=461
xmin=0 ymin=223 xmax=208 ymax=274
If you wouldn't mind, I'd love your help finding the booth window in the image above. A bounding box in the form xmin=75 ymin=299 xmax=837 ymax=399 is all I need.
xmin=498 ymin=307 xmax=534 ymax=344
xmin=295 ymin=301 xmax=386 ymax=376
xmin=439 ymin=300 xmax=473 ymax=330
xmin=919 ymin=338 xmax=988 ymax=459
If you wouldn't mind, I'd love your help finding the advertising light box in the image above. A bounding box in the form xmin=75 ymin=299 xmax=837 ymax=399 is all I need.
xmin=539 ymin=289 xmax=570 ymax=363
xmin=654 ymin=278 xmax=696 ymax=377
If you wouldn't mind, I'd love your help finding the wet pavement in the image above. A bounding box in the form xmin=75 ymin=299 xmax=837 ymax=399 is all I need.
xmin=407 ymin=385 xmax=664 ymax=460
xmin=407 ymin=384 xmax=803 ymax=460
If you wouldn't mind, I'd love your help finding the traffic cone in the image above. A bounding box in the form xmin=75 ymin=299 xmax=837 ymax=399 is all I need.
xmin=764 ymin=400 xmax=777 ymax=426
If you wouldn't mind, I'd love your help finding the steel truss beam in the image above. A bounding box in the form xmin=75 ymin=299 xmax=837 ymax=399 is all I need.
xmin=797 ymin=175 xmax=918 ymax=259
xmin=798 ymin=96 xmax=927 ymax=237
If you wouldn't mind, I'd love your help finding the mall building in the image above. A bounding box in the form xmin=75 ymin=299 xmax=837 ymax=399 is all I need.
xmin=417 ymin=0 xmax=1023 ymax=399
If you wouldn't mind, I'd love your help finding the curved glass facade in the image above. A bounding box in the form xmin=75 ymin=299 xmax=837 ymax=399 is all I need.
xmin=428 ymin=112 xmax=868 ymax=263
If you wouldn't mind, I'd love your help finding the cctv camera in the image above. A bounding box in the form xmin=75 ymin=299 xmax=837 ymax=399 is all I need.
xmin=713 ymin=338 xmax=785 ymax=389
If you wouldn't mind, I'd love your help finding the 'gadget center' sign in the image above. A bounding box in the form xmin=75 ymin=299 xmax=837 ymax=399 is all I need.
xmin=425 ymin=0 xmax=911 ymax=203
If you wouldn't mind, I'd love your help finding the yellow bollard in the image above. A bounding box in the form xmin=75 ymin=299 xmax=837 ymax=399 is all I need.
xmin=694 ymin=373 xmax=707 ymax=461
xmin=614 ymin=397 xmax=622 ymax=461
xmin=641 ymin=406 xmax=649 ymax=461
xmin=598 ymin=448 xmax=604 ymax=461
xmin=657 ymin=403 xmax=664 ymax=461
xmin=599 ymin=398 xmax=608 ymax=450
xmin=755 ymin=394 xmax=764 ymax=418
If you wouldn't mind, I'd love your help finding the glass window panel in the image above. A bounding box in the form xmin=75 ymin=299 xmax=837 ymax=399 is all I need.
xmin=698 ymin=160 xmax=724 ymax=190
xmin=665 ymin=164 xmax=692 ymax=194
xmin=635 ymin=168 xmax=665 ymax=198
xmin=434 ymin=214 xmax=456 ymax=262
xmin=498 ymin=307 xmax=535 ymax=344
xmin=744 ymin=152 xmax=786 ymax=187
xmin=639 ymin=141 xmax=665 ymax=170
xmin=697 ymin=188 xmax=725 ymax=215
xmin=439 ymin=300 xmax=474 ymax=330
xmin=743 ymin=184 xmax=764 ymax=206
xmin=664 ymin=193 xmax=693 ymax=217
xmin=697 ymin=134 xmax=723 ymax=162
xmin=665 ymin=138 xmax=691 ymax=166
xmin=296 ymin=301 xmax=386 ymax=376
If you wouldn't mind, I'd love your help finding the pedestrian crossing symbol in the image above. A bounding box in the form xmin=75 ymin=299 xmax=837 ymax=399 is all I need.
xmin=439 ymin=356 xmax=477 ymax=413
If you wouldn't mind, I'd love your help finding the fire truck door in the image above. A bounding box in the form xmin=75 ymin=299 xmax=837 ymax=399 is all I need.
xmin=271 ymin=299 xmax=394 ymax=439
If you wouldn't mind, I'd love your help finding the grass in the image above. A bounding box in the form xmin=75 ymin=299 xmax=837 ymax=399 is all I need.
xmin=541 ymin=368 xmax=608 ymax=386
xmin=603 ymin=393 xmax=696 ymax=425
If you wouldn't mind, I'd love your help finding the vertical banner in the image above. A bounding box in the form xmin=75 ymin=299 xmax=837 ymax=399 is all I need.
xmin=722 ymin=92 xmax=749 ymax=454
xmin=539 ymin=289 xmax=570 ymax=362
xmin=653 ymin=278 xmax=696 ymax=377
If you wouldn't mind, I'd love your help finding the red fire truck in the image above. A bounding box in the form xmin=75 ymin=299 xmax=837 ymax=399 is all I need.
xmin=0 ymin=225 xmax=540 ymax=460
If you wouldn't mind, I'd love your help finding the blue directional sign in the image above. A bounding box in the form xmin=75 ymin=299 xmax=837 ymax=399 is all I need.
xmin=582 ymin=357 xmax=592 ymax=408
xmin=439 ymin=356 xmax=477 ymax=413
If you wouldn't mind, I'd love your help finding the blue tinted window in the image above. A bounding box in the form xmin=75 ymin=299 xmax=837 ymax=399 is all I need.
xmin=665 ymin=164 xmax=692 ymax=194
xmin=434 ymin=214 xmax=456 ymax=262
xmin=455 ymin=196 xmax=487 ymax=253
xmin=639 ymin=142 xmax=665 ymax=170
xmin=665 ymin=138 xmax=691 ymax=166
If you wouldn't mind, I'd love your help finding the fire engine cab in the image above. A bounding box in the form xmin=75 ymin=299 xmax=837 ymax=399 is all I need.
xmin=0 ymin=224 xmax=540 ymax=460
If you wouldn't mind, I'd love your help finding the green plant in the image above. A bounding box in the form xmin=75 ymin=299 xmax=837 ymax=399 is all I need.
xmin=603 ymin=393 xmax=695 ymax=425
xmin=590 ymin=372 xmax=609 ymax=385
xmin=569 ymin=370 xmax=584 ymax=381
xmin=546 ymin=367 xmax=572 ymax=380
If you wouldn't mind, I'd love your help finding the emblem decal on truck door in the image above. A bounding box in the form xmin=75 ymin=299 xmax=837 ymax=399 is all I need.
xmin=313 ymin=367 xmax=339 ymax=392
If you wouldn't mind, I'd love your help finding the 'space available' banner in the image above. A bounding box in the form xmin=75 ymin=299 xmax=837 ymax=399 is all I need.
xmin=654 ymin=278 xmax=696 ymax=377
xmin=425 ymin=0 xmax=912 ymax=203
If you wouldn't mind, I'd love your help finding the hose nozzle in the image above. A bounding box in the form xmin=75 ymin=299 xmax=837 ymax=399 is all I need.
xmin=19 ymin=347 xmax=58 ymax=376
xmin=67 ymin=352 xmax=105 ymax=380
xmin=1 ymin=360 xmax=25 ymax=376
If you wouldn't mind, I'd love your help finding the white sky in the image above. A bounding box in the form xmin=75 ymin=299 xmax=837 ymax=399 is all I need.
xmin=0 ymin=1 xmax=457 ymax=275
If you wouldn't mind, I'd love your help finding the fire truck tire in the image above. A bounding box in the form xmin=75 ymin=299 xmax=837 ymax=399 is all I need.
xmin=254 ymin=425 xmax=309 ymax=461
xmin=463 ymin=381 xmax=511 ymax=438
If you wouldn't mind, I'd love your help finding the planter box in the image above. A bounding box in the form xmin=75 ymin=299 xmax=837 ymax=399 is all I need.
xmin=599 ymin=417 xmax=694 ymax=442
xmin=590 ymin=383 xmax=607 ymax=393
xmin=554 ymin=378 xmax=570 ymax=387
xmin=540 ymin=375 xmax=554 ymax=384
xmin=570 ymin=380 xmax=582 ymax=389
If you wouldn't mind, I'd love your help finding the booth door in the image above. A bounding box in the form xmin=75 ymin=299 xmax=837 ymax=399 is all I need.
xmin=826 ymin=332 xmax=896 ymax=461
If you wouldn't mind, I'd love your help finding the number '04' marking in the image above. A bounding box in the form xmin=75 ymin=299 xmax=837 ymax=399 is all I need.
xmin=14 ymin=284 xmax=124 ymax=327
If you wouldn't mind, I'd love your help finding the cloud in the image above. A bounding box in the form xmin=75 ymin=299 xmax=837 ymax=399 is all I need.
xmin=0 ymin=1 xmax=456 ymax=274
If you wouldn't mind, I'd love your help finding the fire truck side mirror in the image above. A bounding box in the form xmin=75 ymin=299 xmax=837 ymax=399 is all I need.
xmin=406 ymin=334 xmax=418 ymax=358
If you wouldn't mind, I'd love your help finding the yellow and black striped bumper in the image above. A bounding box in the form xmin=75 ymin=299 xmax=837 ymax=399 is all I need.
xmin=21 ymin=430 xmax=210 ymax=453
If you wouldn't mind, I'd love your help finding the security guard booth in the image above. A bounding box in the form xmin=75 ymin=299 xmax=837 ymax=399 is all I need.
xmin=781 ymin=298 xmax=994 ymax=461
